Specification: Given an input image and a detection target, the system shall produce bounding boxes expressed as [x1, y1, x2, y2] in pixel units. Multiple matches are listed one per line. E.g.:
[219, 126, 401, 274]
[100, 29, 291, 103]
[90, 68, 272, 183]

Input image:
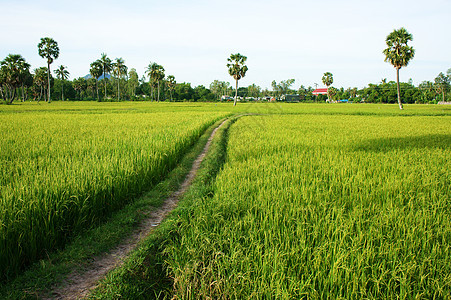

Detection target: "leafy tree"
[173, 82, 194, 101]
[383, 27, 415, 109]
[127, 68, 139, 99]
[434, 72, 450, 102]
[99, 53, 112, 99]
[112, 58, 127, 100]
[73, 77, 87, 100]
[272, 79, 295, 98]
[38, 37, 59, 102]
[247, 83, 261, 98]
[193, 85, 214, 101]
[0, 54, 31, 104]
[328, 87, 338, 101]
[227, 53, 248, 106]
[271, 80, 279, 99]
[54, 65, 69, 100]
[87, 78, 97, 99]
[210, 80, 230, 100]
[322, 72, 333, 100]
[90, 60, 103, 101]
[418, 81, 435, 103]
[166, 75, 176, 101]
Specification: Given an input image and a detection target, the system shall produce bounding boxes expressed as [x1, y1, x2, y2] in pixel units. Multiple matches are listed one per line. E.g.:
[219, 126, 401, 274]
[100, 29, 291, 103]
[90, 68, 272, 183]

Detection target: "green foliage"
[360, 81, 421, 104]
[383, 28, 415, 70]
[322, 72, 333, 87]
[272, 79, 296, 98]
[435, 72, 451, 102]
[0, 54, 31, 104]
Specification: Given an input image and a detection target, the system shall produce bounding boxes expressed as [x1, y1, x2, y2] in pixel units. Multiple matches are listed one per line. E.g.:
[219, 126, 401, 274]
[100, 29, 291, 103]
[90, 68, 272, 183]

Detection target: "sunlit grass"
[166, 112, 451, 298]
[0, 102, 229, 279]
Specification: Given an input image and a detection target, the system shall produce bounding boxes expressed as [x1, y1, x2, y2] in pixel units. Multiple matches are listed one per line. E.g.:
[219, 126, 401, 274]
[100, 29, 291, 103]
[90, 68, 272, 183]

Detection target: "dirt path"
[47, 119, 228, 300]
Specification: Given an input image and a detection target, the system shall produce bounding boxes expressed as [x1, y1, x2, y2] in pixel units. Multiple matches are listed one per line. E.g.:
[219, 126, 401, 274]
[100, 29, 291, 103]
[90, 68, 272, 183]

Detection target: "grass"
[0, 115, 230, 299]
[162, 109, 450, 298]
[88, 116, 236, 299]
[0, 102, 230, 280]
[1, 102, 450, 298]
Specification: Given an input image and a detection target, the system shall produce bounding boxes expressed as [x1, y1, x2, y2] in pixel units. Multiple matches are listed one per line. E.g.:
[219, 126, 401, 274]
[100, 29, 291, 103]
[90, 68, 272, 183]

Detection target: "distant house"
[312, 88, 328, 95]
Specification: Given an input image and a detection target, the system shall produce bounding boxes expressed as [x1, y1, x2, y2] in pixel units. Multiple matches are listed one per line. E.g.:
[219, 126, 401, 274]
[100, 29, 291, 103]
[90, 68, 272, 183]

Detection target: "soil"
[46, 119, 228, 300]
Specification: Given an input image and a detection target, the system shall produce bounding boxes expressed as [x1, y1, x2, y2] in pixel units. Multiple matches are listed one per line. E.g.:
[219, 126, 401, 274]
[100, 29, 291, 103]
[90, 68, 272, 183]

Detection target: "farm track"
[47, 119, 229, 300]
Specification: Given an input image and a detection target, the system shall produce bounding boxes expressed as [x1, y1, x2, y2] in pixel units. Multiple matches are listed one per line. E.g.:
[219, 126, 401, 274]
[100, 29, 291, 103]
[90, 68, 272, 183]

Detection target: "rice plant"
[166, 111, 451, 298]
[0, 102, 229, 279]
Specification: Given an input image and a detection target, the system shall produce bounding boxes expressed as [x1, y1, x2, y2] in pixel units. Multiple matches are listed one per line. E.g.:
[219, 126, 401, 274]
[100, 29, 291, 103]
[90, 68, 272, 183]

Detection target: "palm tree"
[33, 67, 48, 102]
[322, 72, 333, 101]
[17, 57, 31, 102]
[38, 37, 59, 102]
[146, 62, 165, 101]
[166, 75, 176, 101]
[90, 60, 103, 101]
[54, 65, 69, 101]
[383, 27, 415, 110]
[227, 53, 248, 106]
[0, 54, 30, 104]
[99, 53, 112, 99]
[112, 58, 127, 100]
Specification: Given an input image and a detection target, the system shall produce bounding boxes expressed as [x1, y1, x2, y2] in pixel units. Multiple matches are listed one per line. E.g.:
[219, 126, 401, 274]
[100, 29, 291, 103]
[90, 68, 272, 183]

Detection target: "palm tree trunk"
[62, 81, 64, 101]
[96, 80, 100, 101]
[396, 68, 403, 110]
[8, 87, 16, 104]
[157, 81, 160, 102]
[117, 77, 120, 101]
[22, 84, 25, 102]
[47, 62, 51, 103]
[233, 78, 238, 106]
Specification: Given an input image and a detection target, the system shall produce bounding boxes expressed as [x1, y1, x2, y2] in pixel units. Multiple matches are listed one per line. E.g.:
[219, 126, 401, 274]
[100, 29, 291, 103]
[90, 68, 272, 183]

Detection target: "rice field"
[0, 102, 230, 279]
[165, 109, 451, 298]
[1, 102, 450, 298]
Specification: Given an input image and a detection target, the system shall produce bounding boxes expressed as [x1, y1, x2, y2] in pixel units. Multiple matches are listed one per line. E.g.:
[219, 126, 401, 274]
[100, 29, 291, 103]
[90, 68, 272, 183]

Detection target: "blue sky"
[1, 0, 450, 89]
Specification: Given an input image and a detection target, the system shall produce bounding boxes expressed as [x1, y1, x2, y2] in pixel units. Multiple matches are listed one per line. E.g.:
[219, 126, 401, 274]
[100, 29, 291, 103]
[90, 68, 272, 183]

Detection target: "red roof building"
[312, 88, 328, 95]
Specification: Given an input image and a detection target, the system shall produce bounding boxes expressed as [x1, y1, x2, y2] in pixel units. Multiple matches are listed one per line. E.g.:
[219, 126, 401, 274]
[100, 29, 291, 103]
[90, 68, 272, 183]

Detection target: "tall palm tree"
[166, 75, 176, 101]
[90, 60, 103, 101]
[383, 27, 415, 110]
[146, 62, 165, 101]
[112, 58, 127, 100]
[54, 65, 69, 101]
[227, 53, 248, 106]
[322, 72, 333, 101]
[99, 53, 112, 99]
[37, 37, 59, 102]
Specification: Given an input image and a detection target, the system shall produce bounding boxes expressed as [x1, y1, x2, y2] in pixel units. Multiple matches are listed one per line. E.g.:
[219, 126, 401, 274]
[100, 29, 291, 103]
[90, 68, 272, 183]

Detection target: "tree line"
[1, 31, 450, 105]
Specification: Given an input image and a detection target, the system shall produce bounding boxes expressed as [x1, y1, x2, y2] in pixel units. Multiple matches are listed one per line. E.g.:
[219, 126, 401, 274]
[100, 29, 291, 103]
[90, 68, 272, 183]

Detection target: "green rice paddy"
[1, 102, 450, 299]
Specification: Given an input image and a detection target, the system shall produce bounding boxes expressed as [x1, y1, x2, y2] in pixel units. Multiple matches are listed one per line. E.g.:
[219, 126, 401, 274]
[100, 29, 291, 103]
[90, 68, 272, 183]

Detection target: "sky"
[1, 0, 450, 89]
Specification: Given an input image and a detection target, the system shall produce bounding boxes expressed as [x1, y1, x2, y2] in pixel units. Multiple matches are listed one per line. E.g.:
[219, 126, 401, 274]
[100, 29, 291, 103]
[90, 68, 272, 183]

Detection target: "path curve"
[48, 119, 228, 300]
